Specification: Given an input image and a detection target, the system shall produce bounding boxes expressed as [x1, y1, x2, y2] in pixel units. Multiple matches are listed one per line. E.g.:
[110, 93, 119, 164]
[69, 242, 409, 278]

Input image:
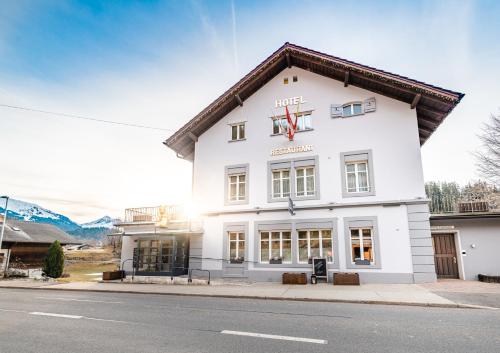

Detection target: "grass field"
[58, 262, 119, 282]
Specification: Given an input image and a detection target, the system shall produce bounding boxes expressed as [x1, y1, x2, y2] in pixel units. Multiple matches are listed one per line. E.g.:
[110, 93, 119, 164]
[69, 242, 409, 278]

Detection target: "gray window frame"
[340, 150, 375, 197]
[222, 222, 249, 276]
[267, 155, 320, 203]
[224, 164, 249, 205]
[343, 216, 381, 269]
[269, 110, 315, 137]
[253, 218, 339, 269]
[228, 121, 246, 142]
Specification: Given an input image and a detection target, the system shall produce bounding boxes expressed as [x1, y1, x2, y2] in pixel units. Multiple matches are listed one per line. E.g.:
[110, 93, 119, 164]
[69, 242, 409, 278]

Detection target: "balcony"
[429, 197, 495, 214]
[123, 205, 184, 223]
[116, 205, 202, 233]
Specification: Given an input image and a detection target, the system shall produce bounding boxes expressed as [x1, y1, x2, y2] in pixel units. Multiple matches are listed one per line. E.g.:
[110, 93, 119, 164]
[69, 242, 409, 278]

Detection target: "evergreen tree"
[43, 240, 64, 278]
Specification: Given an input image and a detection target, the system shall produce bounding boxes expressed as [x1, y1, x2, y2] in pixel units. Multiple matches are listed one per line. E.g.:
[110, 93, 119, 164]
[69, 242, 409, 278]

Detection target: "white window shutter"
[364, 97, 376, 113]
[331, 104, 342, 118]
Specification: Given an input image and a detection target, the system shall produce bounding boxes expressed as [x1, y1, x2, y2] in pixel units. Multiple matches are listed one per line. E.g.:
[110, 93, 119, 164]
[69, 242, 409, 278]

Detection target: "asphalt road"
[0, 288, 499, 353]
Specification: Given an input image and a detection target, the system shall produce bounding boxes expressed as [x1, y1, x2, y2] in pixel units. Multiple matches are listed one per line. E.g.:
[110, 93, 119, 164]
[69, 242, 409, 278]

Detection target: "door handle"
[453, 257, 457, 264]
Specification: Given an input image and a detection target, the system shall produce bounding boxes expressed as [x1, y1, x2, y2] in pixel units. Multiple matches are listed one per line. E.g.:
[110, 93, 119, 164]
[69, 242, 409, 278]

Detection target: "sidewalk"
[0, 278, 468, 308]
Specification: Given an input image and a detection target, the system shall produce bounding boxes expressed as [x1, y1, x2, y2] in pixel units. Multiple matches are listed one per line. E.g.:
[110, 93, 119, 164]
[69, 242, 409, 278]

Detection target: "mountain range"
[0, 199, 119, 240]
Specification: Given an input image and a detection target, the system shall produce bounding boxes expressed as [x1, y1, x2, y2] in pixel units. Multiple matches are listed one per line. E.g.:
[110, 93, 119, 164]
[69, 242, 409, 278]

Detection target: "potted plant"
[230, 257, 244, 264]
[269, 257, 282, 264]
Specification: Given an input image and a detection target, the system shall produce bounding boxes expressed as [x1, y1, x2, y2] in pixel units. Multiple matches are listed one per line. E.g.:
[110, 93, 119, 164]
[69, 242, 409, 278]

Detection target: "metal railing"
[123, 205, 184, 223]
[429, 196, 494, 214]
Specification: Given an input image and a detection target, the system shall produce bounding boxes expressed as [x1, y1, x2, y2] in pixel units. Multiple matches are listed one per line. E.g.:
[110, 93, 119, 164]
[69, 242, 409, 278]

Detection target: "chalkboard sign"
[312, 258, 327, 278]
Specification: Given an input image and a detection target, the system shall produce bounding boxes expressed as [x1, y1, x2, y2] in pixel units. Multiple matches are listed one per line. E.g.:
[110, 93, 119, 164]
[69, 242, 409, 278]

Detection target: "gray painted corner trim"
[343, 216, 382, 269]
[224, 164, 250, 206]
[407, 204, 436, 280]
[267, 155, 320, 203]
[253, 218, 339, 269]
[222, 221, 249, 277]
[204, 198, 430, 217]
[340, 149, 375, 198]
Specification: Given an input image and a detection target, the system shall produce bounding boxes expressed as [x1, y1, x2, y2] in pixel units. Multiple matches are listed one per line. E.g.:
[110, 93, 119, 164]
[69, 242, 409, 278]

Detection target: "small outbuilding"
[1, 219, 79, 271]
[430, 212, 500, 281]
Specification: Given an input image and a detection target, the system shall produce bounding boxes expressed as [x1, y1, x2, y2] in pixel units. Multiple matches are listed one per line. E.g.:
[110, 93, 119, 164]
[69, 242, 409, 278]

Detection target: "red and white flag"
[285, 106, 297, 141]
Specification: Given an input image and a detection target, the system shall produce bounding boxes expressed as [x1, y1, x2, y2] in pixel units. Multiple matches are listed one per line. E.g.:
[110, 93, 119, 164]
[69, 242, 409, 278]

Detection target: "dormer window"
[342, 103, 363, 117]
[230, 122, 245, 141]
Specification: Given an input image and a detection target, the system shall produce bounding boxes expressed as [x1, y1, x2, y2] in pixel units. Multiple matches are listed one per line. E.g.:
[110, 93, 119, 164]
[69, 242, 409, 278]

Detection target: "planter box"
[282, 272, 307, 285]
[478, 274, 500, 283]
[102, 271, 125, 281]
[270, 258, 283, 264]
[333, 272, 360, 285]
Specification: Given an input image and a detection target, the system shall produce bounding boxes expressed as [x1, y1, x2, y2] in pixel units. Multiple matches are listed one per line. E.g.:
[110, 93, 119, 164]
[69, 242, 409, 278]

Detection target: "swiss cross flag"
[285, 106, 297, 141]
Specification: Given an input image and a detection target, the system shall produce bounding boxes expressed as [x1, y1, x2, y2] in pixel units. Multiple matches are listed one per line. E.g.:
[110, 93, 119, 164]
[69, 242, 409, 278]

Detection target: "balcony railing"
[429, 197, 493, 214]
[123, 205, 184, 223]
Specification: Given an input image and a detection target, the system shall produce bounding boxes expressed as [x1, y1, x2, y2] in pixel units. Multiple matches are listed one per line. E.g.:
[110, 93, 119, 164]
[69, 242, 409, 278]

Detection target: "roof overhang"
[165, 42, 464, 160]
[431, 212, 500, 221]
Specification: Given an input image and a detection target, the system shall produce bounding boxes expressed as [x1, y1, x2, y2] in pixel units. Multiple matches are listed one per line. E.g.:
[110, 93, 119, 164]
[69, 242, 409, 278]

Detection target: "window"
[272, 113, 312, 135]
[293, 75, 298, 82]
[296, 167, 315, 197]
[346, 161, 369, 193]
[225, 164, 249, 205]
[350, 228, 374, 264]
[260, 231, 291, 263]
[268, 157, 319, 202]
[298, 230, 333, 263]
[272, 170, 291, 198]
[230, 123, 245, 141]
[283, 77, 289, 84]
[341, 150, 375, 197]
[342, 103, 363, 117]
[228, 232, 245, 262]
[228, 174, 246, 201]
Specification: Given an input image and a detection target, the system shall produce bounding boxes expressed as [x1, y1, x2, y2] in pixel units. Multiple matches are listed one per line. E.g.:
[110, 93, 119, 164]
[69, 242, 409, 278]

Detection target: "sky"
[0, 0, 499, 222]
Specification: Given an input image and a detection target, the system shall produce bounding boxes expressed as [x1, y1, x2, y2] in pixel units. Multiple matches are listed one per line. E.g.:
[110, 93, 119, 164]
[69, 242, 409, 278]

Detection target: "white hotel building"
[118, 43, 464, 283]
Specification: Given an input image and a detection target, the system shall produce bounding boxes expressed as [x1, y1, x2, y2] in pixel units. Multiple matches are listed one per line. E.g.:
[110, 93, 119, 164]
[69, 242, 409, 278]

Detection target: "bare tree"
[475, 113, 500, 186]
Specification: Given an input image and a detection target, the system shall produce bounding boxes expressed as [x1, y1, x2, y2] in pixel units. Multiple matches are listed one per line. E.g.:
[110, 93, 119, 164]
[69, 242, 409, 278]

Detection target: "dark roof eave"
[165, 42, 464, 154]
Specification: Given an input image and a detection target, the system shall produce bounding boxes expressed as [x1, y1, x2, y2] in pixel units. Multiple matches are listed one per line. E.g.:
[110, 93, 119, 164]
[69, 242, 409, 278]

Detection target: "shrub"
[43, 241, 65, 278]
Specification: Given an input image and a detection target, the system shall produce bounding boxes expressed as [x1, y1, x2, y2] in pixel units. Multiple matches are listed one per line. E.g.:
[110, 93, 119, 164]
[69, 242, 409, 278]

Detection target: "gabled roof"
[1, 220, 79, 245]
[164, 42, 464, 160]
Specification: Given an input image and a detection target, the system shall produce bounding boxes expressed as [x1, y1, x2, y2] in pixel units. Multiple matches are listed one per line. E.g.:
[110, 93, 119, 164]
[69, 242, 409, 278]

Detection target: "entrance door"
[432, 234, 459, 279]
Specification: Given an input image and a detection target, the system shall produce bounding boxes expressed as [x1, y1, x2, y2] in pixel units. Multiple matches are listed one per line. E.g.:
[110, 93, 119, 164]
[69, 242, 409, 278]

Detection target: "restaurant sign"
[270, 144, 313, 156]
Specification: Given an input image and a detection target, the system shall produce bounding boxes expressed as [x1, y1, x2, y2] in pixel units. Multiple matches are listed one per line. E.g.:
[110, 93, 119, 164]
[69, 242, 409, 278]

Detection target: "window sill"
[224, 200, 249, 206]
[270, 128, 314, 137]
[345, 262, 381, 269]
[342, 190, 375, 198]
[228, 138, 246, 143]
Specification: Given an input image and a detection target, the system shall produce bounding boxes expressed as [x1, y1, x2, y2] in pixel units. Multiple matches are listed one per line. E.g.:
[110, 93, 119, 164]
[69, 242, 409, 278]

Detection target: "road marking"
[0, 308, 27, 314]
[29, 312, 83, 319]
[221, 330, 327, 344]
[36, 296, 123, 304]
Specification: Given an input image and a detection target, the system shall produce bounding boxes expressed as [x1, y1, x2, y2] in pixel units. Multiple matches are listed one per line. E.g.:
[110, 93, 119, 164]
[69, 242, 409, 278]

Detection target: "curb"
[0, 284, 471, 309]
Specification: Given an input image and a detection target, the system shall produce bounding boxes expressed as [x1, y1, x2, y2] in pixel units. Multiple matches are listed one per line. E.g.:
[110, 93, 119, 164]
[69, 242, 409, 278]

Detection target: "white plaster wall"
[200, 205, 414, 274]
[431, 218, 500, 280]
[121, 236, 136, 272]
[193, 66, 425, 213]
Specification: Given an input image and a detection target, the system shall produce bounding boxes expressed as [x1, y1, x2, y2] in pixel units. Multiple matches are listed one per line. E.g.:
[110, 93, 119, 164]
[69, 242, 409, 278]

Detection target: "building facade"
[121, 43, 464, 283]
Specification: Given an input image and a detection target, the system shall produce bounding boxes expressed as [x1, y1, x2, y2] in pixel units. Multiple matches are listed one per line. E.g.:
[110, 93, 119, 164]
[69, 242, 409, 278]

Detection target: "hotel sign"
[270, 144, 313, 156]
[275, 96, 306, 108]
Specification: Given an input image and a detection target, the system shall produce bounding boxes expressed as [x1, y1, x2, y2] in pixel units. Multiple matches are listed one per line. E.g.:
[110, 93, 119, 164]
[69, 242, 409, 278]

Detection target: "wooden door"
[432, 234, 459, 279]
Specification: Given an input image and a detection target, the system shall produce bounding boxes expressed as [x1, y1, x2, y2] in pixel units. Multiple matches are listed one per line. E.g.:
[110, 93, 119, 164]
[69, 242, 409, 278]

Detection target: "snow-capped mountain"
[81, 216, 117, 229]
[0, 198, 118, 239]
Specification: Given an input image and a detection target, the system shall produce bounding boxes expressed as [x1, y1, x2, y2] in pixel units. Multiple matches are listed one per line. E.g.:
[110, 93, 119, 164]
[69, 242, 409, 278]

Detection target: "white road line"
[221, 330, 327, 344]
[0, 308, 28, 314]
[29, 312, 83, 319]
[36, 296, 123, 304]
